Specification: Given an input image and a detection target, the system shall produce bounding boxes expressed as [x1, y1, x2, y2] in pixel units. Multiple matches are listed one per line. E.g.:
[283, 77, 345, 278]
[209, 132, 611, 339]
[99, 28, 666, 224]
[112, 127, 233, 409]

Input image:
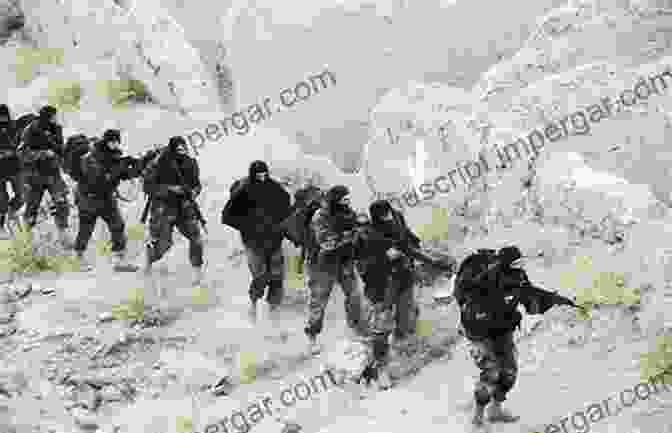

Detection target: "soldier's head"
[168, 136, 188, 156]
[249, 160, 269, 183]
[326, 185, 351, 214]
[0, 104, 10, 124]
[498, 246, 523, 268]
[39, 105, 57, 124]
[369, 199, 394, 224]
[294, 184, 322, 208]
[102, 129, 122, 152]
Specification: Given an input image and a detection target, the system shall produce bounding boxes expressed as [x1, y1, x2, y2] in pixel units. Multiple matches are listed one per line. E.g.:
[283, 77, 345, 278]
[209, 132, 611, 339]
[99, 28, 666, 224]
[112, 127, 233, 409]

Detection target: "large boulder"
[16, 0, 220, 113]
[474, 0, 672, 107]
[215, 0, 566, 162]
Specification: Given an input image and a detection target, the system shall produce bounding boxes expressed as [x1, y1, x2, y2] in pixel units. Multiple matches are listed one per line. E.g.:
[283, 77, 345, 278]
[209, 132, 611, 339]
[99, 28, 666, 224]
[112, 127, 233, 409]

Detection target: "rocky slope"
[0, 0, 671, 432]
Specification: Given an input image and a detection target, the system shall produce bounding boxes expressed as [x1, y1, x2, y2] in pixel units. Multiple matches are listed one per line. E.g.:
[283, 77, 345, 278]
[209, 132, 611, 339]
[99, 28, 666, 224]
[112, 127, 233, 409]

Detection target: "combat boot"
[376, 365, 392, 391]
[487, 401, 519, 423]
[191, 265, 204, 286]
[0, 215, 8, 240]
[111, 250, 139, 272]
[57, 228, 73, 250]
[75, 250, 93, 272]
[306, 331, 322, 356]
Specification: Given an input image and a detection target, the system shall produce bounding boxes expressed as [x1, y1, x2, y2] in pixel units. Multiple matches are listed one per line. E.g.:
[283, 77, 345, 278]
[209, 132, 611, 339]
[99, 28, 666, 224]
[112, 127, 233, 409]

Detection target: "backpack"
[280, 197, 322, 251]
[14, 113, 37, 151]
[454, 249, 522, 338]
[63, 134, 92, 181]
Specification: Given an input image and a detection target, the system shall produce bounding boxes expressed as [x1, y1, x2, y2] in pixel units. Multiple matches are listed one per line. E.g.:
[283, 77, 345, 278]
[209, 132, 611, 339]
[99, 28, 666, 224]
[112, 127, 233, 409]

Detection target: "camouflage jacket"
[77, 148, 140, 196]
[19, 120, 64, 171]
[142, 150, 201, 202]
[309, 204, 359, 265]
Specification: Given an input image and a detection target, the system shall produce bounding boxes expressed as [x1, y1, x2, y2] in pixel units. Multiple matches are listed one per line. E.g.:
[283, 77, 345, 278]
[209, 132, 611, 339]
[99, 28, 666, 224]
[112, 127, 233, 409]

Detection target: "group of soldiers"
[0, 102, 584, 430]
[0, 103, 206, 285]
[220, 159, 585, 430]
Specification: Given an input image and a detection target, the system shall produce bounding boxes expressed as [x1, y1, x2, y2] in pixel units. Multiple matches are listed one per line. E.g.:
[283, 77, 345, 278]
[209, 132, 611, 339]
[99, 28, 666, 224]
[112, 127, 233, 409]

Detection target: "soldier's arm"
[312, 211, 341, 252]
[186, 158, 202, 197]
[141, 157, 163, 196]
[79, 155, 101, 185]
[52, 124, 65, 157]
[277, 186, 292, 222]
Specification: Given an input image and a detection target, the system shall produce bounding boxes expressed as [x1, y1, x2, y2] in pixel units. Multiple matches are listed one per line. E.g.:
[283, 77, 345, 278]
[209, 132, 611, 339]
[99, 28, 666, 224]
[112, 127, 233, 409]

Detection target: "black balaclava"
[249, 160, 269, 183]
[369, 199, 404, 239]
[168, 136, 189, 163]
[39, 105, 57, 126]
[0, 104, 10, 125]
[326, 185, 350, 214]
[369, 199, 392, 224]
[96, 129, 122, 158]
[498, 246, 523, 267]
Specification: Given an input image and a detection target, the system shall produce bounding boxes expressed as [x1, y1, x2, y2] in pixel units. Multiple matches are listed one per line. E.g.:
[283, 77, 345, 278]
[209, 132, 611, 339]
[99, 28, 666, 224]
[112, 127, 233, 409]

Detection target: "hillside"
[0, 0, 671, 432]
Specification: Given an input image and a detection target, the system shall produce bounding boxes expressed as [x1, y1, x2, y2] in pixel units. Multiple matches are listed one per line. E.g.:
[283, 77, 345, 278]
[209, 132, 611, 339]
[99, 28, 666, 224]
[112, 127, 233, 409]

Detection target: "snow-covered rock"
[216, 0, 566, 159]
[17, 0, 220, 113]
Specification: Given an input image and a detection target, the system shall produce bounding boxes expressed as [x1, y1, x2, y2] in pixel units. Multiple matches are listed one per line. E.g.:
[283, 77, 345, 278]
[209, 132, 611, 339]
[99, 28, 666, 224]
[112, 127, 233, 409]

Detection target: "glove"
[166, 185, 185, 194]
[386, 247, 402, 260]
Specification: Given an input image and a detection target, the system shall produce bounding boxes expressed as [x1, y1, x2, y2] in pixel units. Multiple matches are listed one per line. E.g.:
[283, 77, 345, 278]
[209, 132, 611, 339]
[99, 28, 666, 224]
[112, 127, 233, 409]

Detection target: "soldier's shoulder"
[312, 206, 329, 222]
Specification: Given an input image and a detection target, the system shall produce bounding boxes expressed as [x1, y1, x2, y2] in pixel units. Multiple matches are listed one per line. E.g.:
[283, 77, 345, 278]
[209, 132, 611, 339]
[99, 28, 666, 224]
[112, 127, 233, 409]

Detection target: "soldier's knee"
[498, 370, 517, 393]
[474, 384, 492, 406]
[372, 337, 389, 361]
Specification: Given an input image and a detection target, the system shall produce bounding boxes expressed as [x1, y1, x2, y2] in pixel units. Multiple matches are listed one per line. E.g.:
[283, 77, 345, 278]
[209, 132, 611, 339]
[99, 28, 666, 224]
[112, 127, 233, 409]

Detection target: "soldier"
[142, 136, 205, 288]
[366, 200, 423, 344]
[73, 129, 141, 272]
[0, 104, 23, 238]
[303, 185, 362, 355]
[350, 200, 409, 391]
[453, 246, 584, 428]
[18, 105, 71, 247]
[220, 160, 292, 320]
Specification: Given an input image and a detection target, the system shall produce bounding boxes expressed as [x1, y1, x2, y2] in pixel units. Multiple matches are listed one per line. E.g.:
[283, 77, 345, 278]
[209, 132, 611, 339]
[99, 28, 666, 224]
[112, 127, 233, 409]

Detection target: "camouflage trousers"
[362, 301, 395, 367]
[146, 200, 204, 267]
[467, 332, 518, 405]
[304, 259, 362, 337]
[0, 172, 24, 220]
[244, 245, 284, 306]
[74, 191, 126, 254]
[389, 269, 418, 339]
[22, 168, 69, 229]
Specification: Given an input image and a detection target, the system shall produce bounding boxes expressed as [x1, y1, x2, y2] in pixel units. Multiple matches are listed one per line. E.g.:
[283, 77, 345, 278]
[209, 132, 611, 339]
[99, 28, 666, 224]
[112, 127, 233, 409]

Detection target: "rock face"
[15, 0, 221, 113]
[215, 0, 566, 161]
[361, 0, 672, 240]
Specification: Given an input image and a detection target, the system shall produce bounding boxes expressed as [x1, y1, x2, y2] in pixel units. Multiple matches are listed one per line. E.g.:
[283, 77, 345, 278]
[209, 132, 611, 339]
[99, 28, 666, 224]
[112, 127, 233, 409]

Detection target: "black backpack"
[63, 134, 92, 181]
[14, 113, 37, 150]
[454, 249, 522, 338]
[279, 195, 322, 251]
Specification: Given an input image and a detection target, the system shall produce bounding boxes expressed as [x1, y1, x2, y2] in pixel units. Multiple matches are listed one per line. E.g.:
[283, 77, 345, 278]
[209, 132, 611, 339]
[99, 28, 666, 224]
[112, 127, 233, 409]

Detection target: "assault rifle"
[169, 154, 207, 234]
[524, 284, 587, 314]
[355, 225, 454, 273]
[139, 148, 207, 233]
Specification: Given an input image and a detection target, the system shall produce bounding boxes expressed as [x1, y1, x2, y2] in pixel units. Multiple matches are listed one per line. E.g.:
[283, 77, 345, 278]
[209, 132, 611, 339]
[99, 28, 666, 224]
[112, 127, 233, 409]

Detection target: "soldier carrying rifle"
[453, 246, 586, 430]
[141, 136, 206, 292]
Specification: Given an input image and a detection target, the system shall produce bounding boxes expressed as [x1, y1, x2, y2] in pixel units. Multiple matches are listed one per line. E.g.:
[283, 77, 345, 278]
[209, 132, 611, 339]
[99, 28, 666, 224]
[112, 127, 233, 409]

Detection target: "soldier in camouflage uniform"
[73, 129, 141, 272]
[19, 105, 71, 247]
[0, 104, 23, 238]
[453, 246, 542, 428]
[304, 185, 362, 355]
[142, 136, 204, 288]
[351, 199, 412, 390]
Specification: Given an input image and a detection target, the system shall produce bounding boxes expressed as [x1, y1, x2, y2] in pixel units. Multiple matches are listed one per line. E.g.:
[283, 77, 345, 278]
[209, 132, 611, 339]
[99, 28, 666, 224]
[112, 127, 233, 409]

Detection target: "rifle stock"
[140, 195, 151, 224]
